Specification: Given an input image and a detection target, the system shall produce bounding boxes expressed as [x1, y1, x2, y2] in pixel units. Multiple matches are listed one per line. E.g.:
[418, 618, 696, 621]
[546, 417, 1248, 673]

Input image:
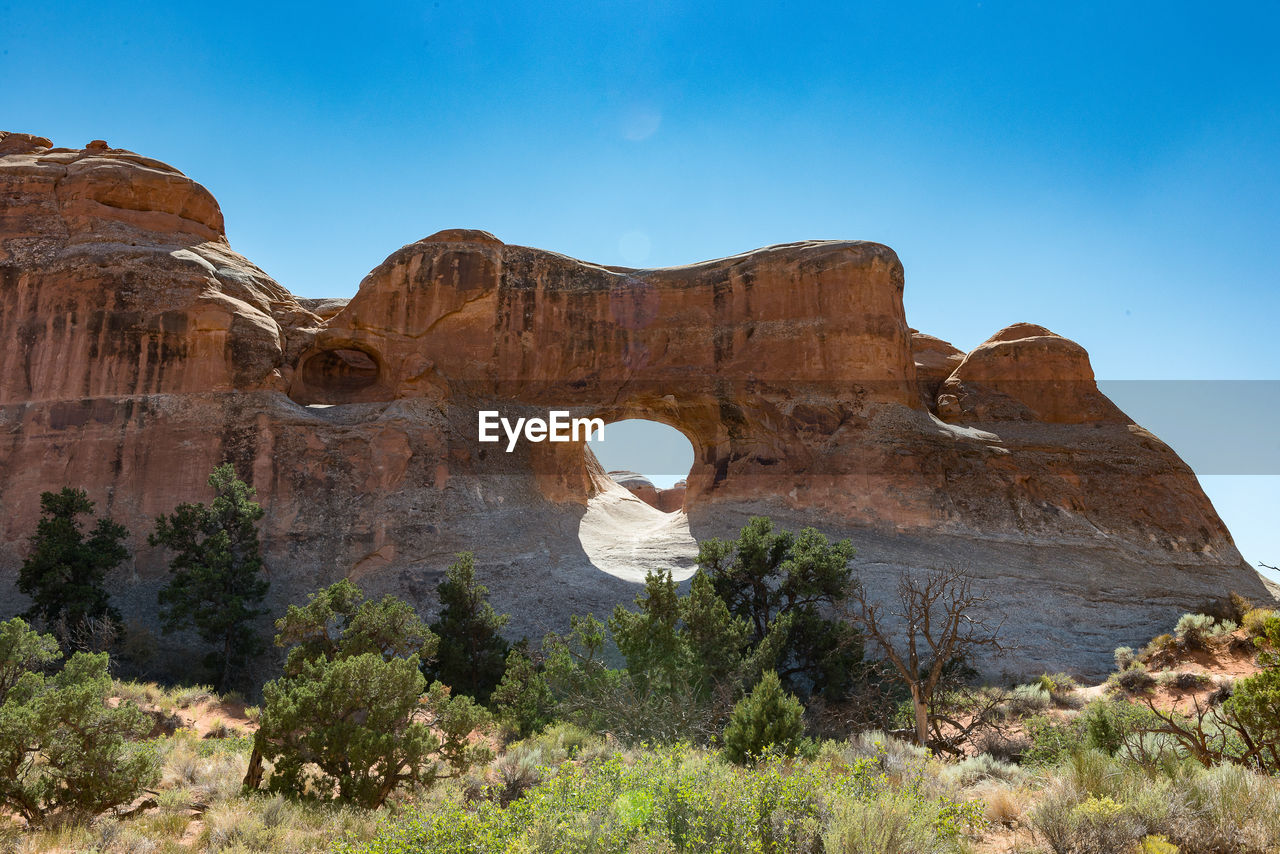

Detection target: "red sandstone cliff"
[0, 131, 1268, 677]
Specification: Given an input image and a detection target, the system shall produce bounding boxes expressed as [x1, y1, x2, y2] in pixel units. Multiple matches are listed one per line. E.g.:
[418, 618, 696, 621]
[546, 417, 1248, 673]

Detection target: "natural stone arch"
[0, 135, 1270, 677]
[289, 230, 916, 514]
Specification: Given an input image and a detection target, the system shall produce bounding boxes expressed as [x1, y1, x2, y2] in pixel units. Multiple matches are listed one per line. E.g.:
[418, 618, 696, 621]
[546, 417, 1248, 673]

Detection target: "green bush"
[1224, 668, 1280, 759]
[544, 573, 772, 745]
[721, 670, 805, 765]
[0, 619, 158, 825]
[1079, 700, 1163, 758]
[256, 654, 487, 807]
[490, 645, 553, 738]
[343, 745, 982, 854]
[246, 580, 491, 808]
[1242, 608, 1280, 639]
[1114, 646, 1136, 671]
[1022, 715, 1085, 766]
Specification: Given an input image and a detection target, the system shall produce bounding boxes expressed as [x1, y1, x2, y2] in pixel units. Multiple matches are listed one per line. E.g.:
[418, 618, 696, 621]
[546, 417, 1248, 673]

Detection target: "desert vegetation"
[4, 478, 1280, 853]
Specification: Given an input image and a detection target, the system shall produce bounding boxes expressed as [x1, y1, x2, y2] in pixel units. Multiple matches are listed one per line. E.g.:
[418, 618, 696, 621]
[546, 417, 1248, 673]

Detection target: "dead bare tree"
[845, 567, 1004, 751]
[52, 613, 120, 655]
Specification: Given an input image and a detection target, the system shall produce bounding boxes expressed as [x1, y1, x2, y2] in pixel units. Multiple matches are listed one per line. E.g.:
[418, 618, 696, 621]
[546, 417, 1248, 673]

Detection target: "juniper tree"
[18, 488, 126, 642]
[0, 619, 158, 825]
[245, 579, 490, 808]
[150, 463, 270, 692]
[425, 552, 511, 705]
[697, 517, 862, 697]
[721, 670, 805, 765]
[490, 644, 554, 738]
[544, 570, 786, 743]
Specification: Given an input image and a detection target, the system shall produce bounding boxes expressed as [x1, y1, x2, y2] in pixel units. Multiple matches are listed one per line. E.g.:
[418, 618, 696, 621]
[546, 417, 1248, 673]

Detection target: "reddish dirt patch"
[1138, 630, 1261, 713]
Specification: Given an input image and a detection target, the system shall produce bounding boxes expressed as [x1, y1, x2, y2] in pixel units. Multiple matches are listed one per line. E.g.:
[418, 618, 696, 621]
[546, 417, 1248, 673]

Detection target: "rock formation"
[608, 471, 686, 513]
[0, 131, 1270, 678]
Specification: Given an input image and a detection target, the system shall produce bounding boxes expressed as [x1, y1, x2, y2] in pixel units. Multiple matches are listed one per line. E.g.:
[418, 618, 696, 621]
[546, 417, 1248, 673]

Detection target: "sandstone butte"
[0, 130, 1271, 678]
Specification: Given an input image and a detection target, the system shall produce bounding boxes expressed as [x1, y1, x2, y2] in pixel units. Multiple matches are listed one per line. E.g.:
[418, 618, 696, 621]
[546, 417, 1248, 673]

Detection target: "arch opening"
[301, 347, 379, 392]
[587, 418, 695, 514]
[290, 344, 386, 406]
[577, 417, 699, 582]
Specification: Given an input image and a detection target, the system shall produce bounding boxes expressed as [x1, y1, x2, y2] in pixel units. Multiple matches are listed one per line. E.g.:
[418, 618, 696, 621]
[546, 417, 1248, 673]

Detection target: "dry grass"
[973, 781, 1031, 828]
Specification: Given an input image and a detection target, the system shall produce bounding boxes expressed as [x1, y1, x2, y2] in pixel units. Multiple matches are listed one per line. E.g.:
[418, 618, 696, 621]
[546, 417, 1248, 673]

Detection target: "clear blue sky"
[3, 1, 1276, 569]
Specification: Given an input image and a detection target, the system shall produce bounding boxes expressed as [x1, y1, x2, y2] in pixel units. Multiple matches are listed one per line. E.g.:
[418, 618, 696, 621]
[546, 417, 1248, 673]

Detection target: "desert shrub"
[1032, 792, 1145, 854]
[491, 744, 548, 805]
[826, 730, 935, 788]
[254, 654, 490, 808]
[344, 745, 981, 854]
[1080, 700, 1161, 758]
[170, 684, 216, 709]
[1108, 662, 1156, 694]
[1031, 752, 1150, 854]
[1037, 672, 1080, 695]
[1027, 742, 1280, 853]
[1175, 613, 1217, 649]
[1022, 714, 1085, 766]
[1242, 608, 1279, 638]
[1114, 646, 1136, 671]
[823, 790, 964, 854]
[975, 780, 1029, 827]
[518, 721, 599, 757]
[1163, 762, 1280, 853]
[721, 670, 805, 765]
[1142, 633, 1176, 661]
[973, 729, 1032, 763]
[844, 730, 931, 765]
[1034, 672, 1085, 709]
[246, 580, 490, 808]
[1137, 836, 1178, 854]
[0, 624, 159, 825]
[1004, 683, 1051, 717]
[943, 753, 1026, 788]
[545, 575, 770, 745]
[1158, 670, 1212, 691]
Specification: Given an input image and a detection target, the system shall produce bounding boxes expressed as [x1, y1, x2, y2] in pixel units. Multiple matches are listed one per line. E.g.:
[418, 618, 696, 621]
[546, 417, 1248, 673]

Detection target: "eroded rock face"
[0, 133, 1270, 678]
[0, 132, 309, 405]
[936, 323, 1127, 424]
[609, 471, 685, 513]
